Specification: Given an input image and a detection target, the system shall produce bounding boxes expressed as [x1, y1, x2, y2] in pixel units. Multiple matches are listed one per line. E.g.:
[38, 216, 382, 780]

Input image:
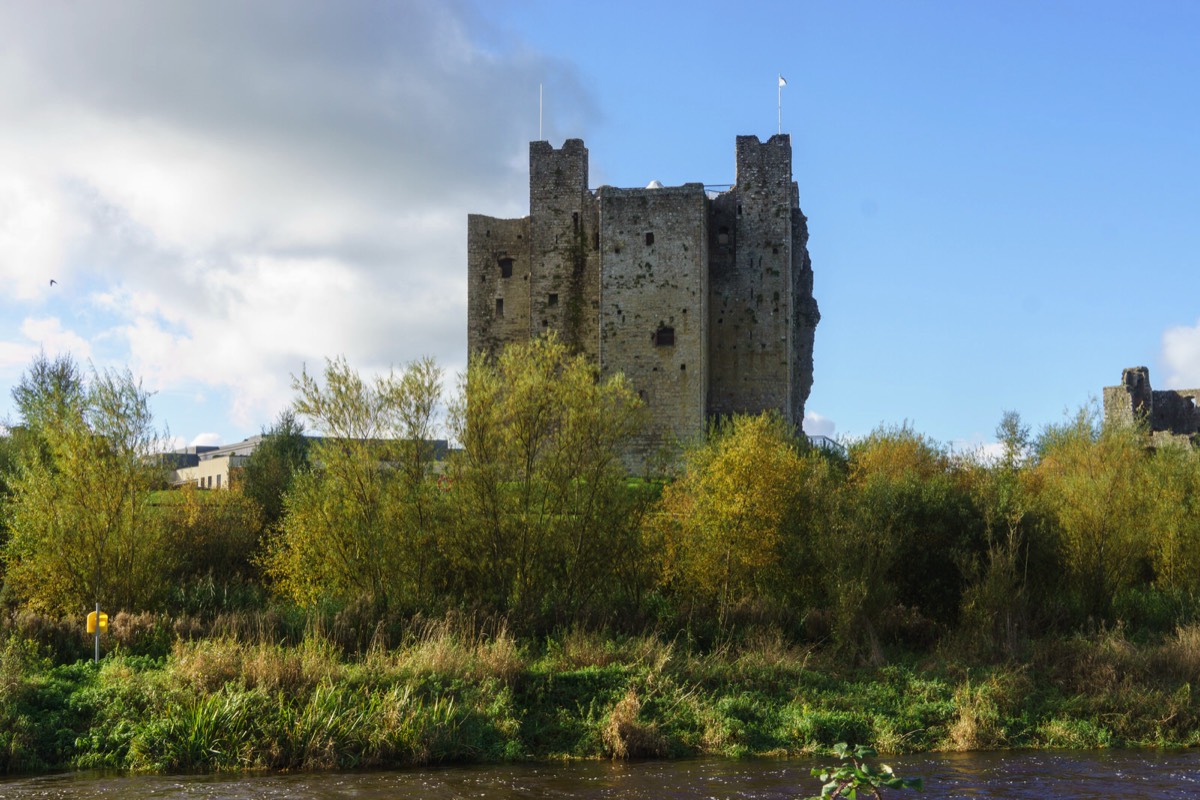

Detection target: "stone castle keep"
[467, 134, 819, 464]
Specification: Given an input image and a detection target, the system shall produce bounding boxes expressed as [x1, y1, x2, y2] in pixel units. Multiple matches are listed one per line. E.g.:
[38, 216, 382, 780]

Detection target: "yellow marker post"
[87, 604, 108, 663]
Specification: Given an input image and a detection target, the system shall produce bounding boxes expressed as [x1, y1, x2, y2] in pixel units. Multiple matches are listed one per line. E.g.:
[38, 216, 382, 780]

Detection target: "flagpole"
[777, 74, 786, 135]
[539, 83, 543, 141]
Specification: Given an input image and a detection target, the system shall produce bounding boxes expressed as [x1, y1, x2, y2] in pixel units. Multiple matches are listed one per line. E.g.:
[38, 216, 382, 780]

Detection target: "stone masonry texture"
[467, 135, 820, 470]
[1103, 366, 1200, 447]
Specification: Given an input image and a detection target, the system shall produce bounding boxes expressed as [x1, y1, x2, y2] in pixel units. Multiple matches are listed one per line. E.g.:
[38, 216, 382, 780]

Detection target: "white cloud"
[1162, 319, 1200, 389]
[0, 341, 39, 375]
[950, 439, 1007, 464]
[803, 410, 836, 437]
[0, 317, 93, 379]
[190, 432, 223, 448]
[0, 1, 594, 436]
[161, 435, 187, 452]
[0, 177, 83, 300]
[20, 318, 93, 358]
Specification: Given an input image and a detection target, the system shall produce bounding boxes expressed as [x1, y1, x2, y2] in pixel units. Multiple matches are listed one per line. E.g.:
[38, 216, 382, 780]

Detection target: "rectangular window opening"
[495, 298, 504, 317]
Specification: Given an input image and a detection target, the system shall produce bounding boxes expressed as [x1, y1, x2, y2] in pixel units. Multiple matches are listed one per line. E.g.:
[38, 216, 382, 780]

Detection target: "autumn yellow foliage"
[653, 413, 825, 621]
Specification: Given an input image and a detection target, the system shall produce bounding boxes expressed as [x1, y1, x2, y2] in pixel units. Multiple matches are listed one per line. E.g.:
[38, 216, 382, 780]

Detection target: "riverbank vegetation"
[4, 619, 1200, 773]
[2, 342, 1200, 773]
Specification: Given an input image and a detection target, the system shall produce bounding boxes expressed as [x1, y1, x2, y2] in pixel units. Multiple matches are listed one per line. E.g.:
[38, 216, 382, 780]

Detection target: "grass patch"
[5, 622, 1200, 774]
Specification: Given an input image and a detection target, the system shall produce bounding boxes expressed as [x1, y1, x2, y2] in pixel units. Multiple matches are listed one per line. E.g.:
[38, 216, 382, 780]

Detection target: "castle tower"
[528, 140, 600, 359]
[467, 140, 599, 358]
[467, 134, 819, 470]
[707, 134, 818, 430]
[466, 209, 531, 356]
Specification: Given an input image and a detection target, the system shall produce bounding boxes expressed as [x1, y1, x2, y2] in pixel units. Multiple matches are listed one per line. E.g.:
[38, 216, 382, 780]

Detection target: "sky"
[1, 0, 1198, 451]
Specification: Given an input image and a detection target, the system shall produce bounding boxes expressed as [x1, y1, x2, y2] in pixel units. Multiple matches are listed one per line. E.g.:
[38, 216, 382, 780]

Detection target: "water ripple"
[0, 750, 1197, 799]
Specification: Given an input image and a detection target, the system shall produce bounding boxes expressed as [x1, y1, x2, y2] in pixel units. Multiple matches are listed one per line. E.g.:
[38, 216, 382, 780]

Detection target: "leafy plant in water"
[808, 743, 922, 799]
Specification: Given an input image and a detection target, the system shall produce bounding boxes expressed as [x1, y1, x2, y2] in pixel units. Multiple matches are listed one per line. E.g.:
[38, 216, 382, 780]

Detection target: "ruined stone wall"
[1103, 366, 1200, 446]
[1152, 389, 1200, 439]
[790, 203, 820, 428]
[599, 184, 709, 465]
[707, 134, 814, 428]
[529, 140, 600, 360]
[466, 213, 531, 357]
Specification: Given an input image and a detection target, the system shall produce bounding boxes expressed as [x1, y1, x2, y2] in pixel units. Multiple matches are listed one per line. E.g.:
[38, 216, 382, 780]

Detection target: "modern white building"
[168, 436, 263, 489]
[165, 435, 451, 489]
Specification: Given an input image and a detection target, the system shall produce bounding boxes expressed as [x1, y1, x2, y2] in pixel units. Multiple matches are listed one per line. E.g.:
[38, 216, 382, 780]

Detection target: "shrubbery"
[3, 344, 1200, 771]
[4, 345, 1200, 646]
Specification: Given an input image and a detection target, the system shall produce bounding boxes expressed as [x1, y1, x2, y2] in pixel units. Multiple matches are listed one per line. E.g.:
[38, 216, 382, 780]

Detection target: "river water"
[1, 750, 1197, 799]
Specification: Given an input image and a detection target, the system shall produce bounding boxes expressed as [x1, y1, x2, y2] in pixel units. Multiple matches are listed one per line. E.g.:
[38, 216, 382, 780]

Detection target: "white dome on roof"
[646, 180, 664, 189]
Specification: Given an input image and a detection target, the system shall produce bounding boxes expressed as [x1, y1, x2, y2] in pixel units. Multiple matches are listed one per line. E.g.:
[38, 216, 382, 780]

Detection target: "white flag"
[779, 75, 787, 87]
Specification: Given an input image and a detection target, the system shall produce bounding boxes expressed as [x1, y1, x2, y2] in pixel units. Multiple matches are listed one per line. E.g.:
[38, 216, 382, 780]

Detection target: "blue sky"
[1, 1, 1197, 450]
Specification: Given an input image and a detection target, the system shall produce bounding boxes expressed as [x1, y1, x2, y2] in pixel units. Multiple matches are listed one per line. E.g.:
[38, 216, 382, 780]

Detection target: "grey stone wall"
[1103, 366, 1200, 446]
[790, 205, 820, 427]
[708, 135, 817, 429]
[529, 140, 600, 359]
[467, 134, 819, 471]
[599, 184, 709, 465]
[467, 214, 531, 357]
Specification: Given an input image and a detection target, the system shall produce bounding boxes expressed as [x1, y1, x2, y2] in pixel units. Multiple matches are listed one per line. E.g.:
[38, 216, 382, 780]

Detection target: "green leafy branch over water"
[809, 743, 922, 800]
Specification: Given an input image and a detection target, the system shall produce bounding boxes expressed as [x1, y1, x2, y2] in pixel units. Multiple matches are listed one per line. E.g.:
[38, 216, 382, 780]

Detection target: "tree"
[1033, 407, 1150, 618]
[163, 484, 265, 614]
[239, 409, 311, 530]
[264, 356, 444, 610]
[445, 336, 647, 626]
[0, 431, 16, 588]
[11, 350, 85, 431]
[959, 412, 1038, 658]
[3, 361, 173, 613]
[651, 413, 826, 625]
[825, 425, 982, 660]
[1139, 442, 1200, 594]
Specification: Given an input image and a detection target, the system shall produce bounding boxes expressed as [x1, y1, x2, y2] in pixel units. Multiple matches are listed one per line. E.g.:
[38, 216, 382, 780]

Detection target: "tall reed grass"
[8, 615, 1200, 774]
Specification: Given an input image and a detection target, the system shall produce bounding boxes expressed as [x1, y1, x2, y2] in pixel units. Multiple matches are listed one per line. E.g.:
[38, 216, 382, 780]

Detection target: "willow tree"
[3, 360, 172, 613]
[959, 411, 1039, 658]
[1143, 443, 1200, 593]
[1033, 408, 1150, 618]
[651, 412, 828, 625]
[825, 425, 982, 660]
[445, 336, 647, 626]
[264, 356, 444, 610]
[239, 409, 310, 530]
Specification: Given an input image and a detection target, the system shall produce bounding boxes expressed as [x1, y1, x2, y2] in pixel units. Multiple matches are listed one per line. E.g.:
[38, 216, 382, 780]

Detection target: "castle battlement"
[468, 136, 820, 468]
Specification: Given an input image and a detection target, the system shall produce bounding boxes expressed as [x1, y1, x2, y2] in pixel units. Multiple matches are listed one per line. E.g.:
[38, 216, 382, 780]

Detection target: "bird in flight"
[49, 279, 57, 286]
